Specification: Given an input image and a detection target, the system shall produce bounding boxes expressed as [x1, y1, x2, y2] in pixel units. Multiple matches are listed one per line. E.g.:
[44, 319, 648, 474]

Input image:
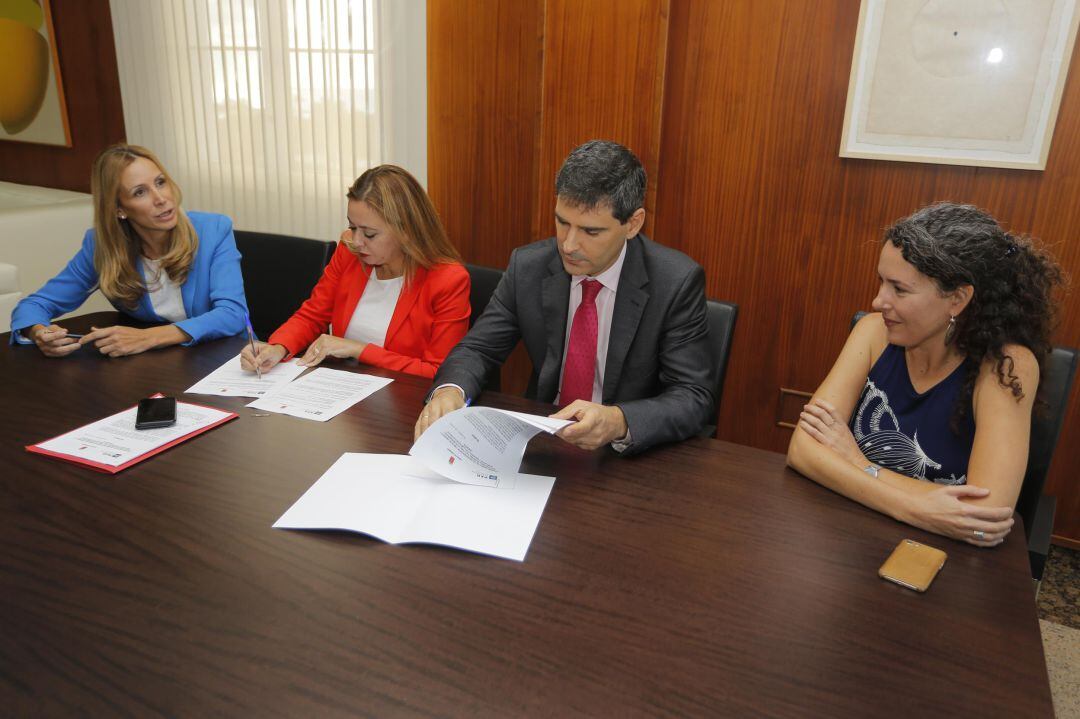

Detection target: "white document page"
[35, 403, 233, 467]
[409, 406, 572, 487]
[185, 353, 307, 398]
[499, 410, 575, 433]
[273, 453, 555, 561]
[246, 367, 392, 421]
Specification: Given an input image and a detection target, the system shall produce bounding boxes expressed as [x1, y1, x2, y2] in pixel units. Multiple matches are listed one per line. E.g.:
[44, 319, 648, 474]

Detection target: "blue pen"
[464, 396, 473, 407]
[243, 312, 261, 379]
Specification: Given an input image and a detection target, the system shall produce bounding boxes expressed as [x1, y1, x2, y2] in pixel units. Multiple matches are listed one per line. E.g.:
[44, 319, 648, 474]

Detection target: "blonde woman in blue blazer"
[11, 144, 248, 357]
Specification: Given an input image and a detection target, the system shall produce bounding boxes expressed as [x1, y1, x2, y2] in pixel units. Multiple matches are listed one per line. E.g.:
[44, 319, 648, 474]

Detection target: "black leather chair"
[464, 263, 505, 391]
[849, 311, 1078, 580]
[707, 299, 738, 411]
[464, 263, 503, 328]
[235, 231, 335, 340]
[1020, 346, 1078, 581]
[702, 299, 738, 436]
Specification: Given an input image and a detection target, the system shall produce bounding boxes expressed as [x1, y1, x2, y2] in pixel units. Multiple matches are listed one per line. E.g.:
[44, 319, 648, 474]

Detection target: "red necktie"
[559, 279, 601, 407]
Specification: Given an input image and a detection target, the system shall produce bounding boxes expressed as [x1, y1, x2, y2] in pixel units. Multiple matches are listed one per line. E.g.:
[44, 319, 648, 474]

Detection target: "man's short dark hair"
[555, 140, 646, 223]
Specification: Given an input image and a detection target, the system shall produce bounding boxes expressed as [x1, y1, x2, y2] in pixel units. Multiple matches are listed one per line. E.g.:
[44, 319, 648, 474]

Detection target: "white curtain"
[109, 0, 426, 243]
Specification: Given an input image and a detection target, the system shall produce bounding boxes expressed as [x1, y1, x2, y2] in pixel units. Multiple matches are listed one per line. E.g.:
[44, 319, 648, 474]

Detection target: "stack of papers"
[186, 354, 393, 420]
[274, 454, 555, 561]
[27, 354, 396, 473]
[247, 367, 392, 421]
[275, 407, 573, 560]
[28, 399, 237, 473]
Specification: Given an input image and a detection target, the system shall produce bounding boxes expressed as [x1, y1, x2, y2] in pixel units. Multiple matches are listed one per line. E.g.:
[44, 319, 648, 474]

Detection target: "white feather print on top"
[852, 380, 965, 485]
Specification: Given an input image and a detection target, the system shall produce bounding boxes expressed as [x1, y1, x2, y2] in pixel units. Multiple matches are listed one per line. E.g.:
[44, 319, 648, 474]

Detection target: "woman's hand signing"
[240, 341, 288, 373]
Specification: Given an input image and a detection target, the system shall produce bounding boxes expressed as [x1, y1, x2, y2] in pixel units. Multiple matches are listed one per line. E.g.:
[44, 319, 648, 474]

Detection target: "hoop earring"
[944, 315, 957, 345]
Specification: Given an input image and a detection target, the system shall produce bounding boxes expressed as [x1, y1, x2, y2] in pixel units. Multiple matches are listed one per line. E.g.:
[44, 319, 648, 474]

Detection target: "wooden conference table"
[0, 313, 1053, 717]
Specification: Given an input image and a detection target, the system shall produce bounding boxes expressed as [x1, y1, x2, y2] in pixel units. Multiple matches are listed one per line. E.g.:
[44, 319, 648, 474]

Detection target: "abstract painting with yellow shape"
[0, 0, 71, 146]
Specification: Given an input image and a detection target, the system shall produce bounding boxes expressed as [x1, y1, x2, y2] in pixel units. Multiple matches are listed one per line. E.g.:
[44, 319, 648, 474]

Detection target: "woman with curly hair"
[787, 202, 1064, 547]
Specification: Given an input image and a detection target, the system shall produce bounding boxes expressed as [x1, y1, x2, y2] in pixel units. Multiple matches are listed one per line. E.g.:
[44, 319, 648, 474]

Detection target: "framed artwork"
[0, 0, 72, 147]
[840, 0, 1080, 170]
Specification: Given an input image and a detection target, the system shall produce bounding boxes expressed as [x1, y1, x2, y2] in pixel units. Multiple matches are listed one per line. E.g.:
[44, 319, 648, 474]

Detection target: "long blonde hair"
[345, 165, 460, 281]
[91, 144, 198, 309]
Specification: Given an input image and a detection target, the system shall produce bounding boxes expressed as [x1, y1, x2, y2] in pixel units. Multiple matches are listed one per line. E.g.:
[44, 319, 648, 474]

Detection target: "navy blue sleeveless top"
[849, 344, 976, 485]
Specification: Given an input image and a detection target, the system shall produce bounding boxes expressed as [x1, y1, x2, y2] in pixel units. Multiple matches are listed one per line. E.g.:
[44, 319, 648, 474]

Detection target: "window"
[111, 0, 425, 241]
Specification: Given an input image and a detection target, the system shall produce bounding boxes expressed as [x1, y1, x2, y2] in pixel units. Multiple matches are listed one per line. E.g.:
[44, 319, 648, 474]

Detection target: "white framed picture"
[840, 0, 1080, 170]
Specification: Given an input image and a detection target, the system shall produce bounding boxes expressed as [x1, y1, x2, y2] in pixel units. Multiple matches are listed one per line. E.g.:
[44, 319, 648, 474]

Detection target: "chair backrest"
[706, 299, 738, 411]
[464, 263, 504, 329]
[235, 231, 335, 339]
[464, 263, 505, 392]
[1017, 346, 1079, 532]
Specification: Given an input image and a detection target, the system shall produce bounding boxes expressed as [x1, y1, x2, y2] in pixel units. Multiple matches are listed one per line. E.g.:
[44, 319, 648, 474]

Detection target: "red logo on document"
[448, 456, 455, 465]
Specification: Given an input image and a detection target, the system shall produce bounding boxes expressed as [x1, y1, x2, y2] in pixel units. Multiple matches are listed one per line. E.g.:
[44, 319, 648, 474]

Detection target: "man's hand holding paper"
[549, 400, 628, 450]
[414, 385, 466, 440]
[410, 407, 572, 487]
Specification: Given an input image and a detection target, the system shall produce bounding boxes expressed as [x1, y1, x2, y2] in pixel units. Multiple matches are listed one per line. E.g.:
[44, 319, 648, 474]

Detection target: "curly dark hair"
[883, 202, 1066, 431]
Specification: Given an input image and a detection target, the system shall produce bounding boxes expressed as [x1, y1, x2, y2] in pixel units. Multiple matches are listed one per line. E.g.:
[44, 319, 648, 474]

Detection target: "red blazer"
[268, 242, 471, 378]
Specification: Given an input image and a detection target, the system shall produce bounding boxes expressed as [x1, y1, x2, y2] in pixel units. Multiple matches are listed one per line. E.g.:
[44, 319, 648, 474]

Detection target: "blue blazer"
[10, 211, 248, 345]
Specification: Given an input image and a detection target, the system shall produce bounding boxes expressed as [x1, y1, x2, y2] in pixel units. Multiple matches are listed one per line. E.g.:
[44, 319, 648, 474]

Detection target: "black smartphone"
[135, 397, 177, 430]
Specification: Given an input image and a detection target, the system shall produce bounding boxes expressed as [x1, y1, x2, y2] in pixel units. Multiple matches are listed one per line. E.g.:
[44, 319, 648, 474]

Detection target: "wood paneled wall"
[427, 0, 543, 270]
[531, 0, 669, 238]
[431, 0, 1080, 545]
[0, 0, 125, 193]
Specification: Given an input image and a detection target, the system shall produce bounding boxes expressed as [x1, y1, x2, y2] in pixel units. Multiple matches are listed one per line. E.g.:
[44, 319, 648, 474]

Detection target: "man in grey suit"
[414, 140, 713, 455]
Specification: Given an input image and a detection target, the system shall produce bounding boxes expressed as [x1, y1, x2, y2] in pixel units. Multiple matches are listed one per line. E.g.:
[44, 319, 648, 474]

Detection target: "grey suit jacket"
[432, 234, 714, 454]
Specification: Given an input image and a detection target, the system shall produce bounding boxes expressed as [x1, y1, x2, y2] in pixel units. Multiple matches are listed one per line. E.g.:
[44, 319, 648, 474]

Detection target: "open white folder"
[274, 454, 555, 561]
[274, 407, 572, 561]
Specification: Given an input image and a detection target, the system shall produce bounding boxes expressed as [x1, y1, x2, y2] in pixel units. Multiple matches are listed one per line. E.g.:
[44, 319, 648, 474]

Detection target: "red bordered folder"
[26, 395, 238, 474]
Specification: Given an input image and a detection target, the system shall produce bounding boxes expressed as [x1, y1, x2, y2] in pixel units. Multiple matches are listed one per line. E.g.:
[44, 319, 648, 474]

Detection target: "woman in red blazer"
[240, 165, 470, 378]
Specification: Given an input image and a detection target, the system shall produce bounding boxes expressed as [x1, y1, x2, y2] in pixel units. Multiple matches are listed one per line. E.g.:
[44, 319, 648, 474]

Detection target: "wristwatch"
[862, 463, 881, 478]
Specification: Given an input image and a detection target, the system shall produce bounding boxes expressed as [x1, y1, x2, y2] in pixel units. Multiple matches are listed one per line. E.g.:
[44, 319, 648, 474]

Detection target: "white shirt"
[344, 273, 404, 346]
[142, 258, 187, 323]
[555, 241, 627, 405]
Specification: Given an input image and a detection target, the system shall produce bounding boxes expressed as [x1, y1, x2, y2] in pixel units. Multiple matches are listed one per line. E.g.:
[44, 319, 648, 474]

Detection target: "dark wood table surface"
[0, 313, 1053, 717]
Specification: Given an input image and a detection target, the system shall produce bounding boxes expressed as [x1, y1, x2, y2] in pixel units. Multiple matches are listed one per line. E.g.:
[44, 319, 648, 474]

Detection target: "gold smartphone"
[878, 539, 947, 592]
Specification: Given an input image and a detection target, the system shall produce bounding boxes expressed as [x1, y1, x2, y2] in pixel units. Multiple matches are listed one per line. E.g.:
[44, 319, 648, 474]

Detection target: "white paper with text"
[35, 403, 233, 467]
[246, 367, 392, 421]
[408, 406, 571, 487]
[185, 353, 307, 398]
